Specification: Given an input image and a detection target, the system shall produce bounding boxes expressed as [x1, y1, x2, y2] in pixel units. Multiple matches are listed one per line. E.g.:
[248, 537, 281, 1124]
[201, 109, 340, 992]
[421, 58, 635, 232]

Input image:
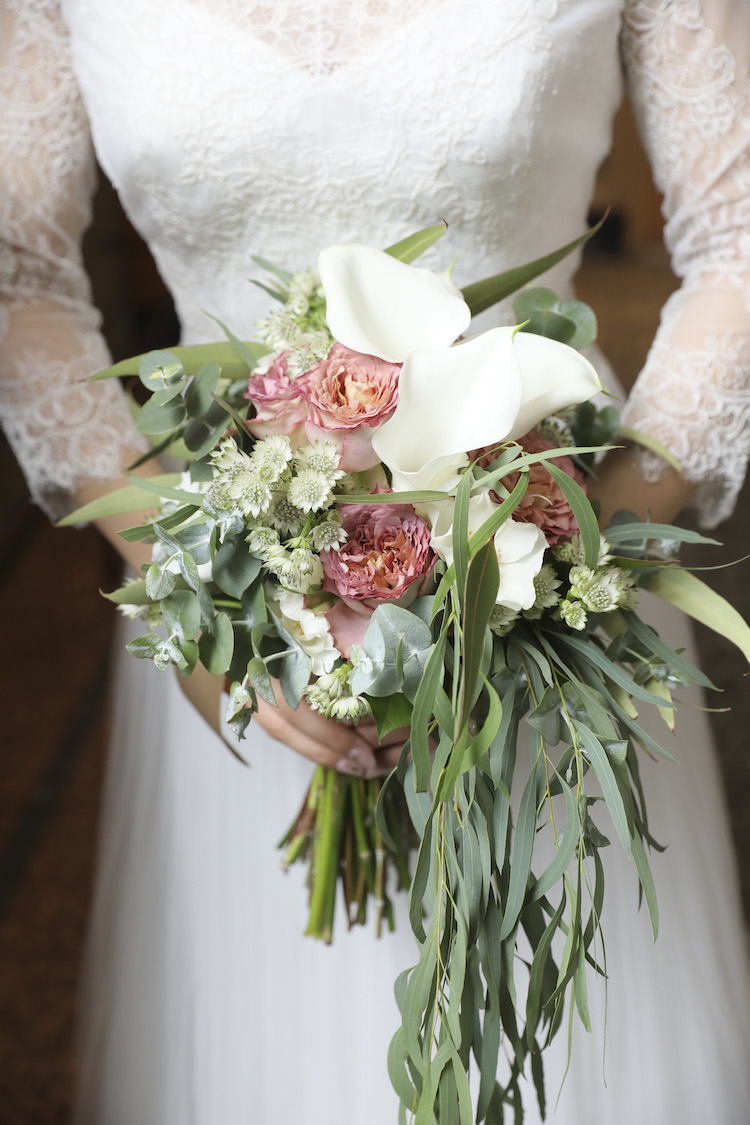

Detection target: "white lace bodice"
[1, 0, 749, 524]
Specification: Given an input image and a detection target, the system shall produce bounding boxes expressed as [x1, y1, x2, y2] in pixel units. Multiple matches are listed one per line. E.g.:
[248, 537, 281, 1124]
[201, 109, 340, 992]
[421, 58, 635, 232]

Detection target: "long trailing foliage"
[62, 223, 750, 1122]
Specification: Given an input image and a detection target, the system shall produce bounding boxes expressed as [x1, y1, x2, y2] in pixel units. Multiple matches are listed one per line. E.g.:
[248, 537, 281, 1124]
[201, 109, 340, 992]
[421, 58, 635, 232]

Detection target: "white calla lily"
[431, 491, 547, 610]
[372, 328, 523, 492]
[506, 330, 602, 440]
[318, 243, 471, 362]
[372, 326, 601, 493]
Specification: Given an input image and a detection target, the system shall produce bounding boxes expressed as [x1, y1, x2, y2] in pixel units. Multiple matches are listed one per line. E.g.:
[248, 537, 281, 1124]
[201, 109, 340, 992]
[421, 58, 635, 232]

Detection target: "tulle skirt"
[75, 596, 750, 1124]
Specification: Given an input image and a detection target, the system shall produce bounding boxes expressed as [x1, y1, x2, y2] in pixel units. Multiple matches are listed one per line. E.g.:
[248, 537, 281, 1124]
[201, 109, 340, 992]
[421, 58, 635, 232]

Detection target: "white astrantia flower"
[226, 471, 273, 519]
[569, 564, 636, 613]
[523, 563, 562, 619]
[431, 491, 547, 611]
[553, 533, 613, 567]
[247, 526, 281, 558]
[279, 547, 324, 594]
[211, 435, 249, 476]
[311, 513, 347, 552]
[372, 327, 600, 494]
[488, 604, 519, 637]
[249, 434, 293, 484]
[559, 598, 587, 631]
[266, 585, 340, 675]
[287, 469, 334, 513]
[318, 242, 471, 363]
[294, 440, 346, 484]
[270, 497, 306, 535]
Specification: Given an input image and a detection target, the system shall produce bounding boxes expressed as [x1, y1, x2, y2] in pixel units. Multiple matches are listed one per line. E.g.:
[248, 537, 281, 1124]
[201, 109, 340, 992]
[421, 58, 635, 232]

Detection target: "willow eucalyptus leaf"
[499, 763, 539, 941]
[574, 722, 632, 853]
[384, 222, 448, 263]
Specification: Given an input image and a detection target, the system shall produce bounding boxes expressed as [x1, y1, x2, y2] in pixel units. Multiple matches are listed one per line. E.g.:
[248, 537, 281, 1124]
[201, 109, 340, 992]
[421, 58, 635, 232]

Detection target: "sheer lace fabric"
[0, 1, 148, 519]
[0, 0, 749, 527]
[619, 0, 750, 524]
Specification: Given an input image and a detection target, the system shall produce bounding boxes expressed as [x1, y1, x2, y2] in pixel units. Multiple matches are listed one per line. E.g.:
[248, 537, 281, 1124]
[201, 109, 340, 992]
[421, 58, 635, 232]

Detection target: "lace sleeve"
[0, 0, 148, 520]
[619, 0, 750, 527]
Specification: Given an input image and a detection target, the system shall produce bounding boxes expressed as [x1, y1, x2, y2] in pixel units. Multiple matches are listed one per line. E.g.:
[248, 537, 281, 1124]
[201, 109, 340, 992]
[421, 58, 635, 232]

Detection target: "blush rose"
[303, 343, 401, 471]
[244, 351, 310, 442]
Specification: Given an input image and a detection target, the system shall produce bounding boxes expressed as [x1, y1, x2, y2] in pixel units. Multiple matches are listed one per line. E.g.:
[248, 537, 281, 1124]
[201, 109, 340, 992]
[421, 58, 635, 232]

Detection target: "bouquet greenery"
[65, 224, 750, 1122]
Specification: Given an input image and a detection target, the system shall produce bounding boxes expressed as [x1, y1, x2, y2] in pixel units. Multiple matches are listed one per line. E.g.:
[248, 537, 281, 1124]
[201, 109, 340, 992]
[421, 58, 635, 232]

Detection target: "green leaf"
[184, 361, 221, 417]
[545, 461, 600, 568]
[499, 764, 538, 940]
[56, 473, 182, 526]
[128, 475, 203, 506]
[410, 628, 449, 792]
[203, 313, 260, 372]
[630, 832, 659, 940]
[522, 308, 577, 345]
[461, 219, 604, 317]
[90, 341, 269, 383]
[349, 604, 433, 699]
[213, 539, 262, 599]
[367, 693, 414, 740]
[198, 611, 234, 675]
[557, 299, 598, 350]
[145, 563, 175, 601]
[384, 222, 448, 263]
[617, 425, 682, 473]
[574, 722, 631, 853]
[620, 609, 714, 689]
[603, 520, 720, 546]
[644, 566, 750, 667]
[161, 589, 201, 642]
[460, 541, 499, 726]
[247, 656, 278, 706]
[136, 395, 187, 436]
[451, 468, 473, 612]
[530, 780, 579, 902]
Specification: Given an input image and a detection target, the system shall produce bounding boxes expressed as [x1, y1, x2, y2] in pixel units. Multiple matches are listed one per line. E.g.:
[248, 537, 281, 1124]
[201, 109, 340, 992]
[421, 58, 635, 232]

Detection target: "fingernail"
[348, 746, 376, 772]
[336, 758, 364, 777]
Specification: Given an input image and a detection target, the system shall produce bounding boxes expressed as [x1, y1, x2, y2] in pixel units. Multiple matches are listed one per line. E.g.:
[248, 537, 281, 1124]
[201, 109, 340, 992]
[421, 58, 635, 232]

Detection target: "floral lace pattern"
[0, 0, 148, 519]
[0, 0, 749, 526]
[619, 0, 750, 524]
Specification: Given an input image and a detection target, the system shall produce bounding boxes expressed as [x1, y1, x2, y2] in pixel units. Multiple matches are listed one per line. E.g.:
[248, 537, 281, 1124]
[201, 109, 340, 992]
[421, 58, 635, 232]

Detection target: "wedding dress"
[2, 1, 750, 1122]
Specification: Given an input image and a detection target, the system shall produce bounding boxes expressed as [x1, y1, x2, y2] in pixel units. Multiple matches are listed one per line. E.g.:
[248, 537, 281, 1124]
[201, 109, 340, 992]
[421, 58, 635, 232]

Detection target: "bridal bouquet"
[66, 224, 750, 1123]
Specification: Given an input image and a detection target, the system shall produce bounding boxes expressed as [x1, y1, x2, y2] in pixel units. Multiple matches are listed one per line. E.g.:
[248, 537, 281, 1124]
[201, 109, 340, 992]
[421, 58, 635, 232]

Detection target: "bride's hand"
[588, 445, 695, 528]
[176, 660, 403, 777]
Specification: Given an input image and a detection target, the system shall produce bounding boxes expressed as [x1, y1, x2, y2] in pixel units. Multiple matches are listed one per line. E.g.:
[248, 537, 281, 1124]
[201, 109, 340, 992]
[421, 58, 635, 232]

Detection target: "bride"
[2, 1, 750, 1122]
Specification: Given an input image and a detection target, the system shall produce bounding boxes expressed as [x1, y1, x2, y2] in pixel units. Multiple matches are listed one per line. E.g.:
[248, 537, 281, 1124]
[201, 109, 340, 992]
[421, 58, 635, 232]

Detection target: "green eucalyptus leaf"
[367, 693, 414, 740]
[247, 656, 278, 706]
[574, 721, 631, 853]
[522, 308, 578, 345]
[145, 562, 176, 601]
[558, 298, 598, 349]
[198, 611, 234, 675]
[136, 395, 187, 436]
[185, 361, 221, 417]
[349, 604, 433, 699]
[213, 539, 262, 599]
[544, 461, 600, 568]
[499, 763, 538, 941]
[161, 589, 201, 642]
[138, 350, 184, 390]
[644, 566, 750, 667]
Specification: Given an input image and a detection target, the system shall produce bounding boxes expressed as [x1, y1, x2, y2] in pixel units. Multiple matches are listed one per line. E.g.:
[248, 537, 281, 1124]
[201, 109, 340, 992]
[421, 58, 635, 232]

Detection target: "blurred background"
[1, 98, 748, 1122]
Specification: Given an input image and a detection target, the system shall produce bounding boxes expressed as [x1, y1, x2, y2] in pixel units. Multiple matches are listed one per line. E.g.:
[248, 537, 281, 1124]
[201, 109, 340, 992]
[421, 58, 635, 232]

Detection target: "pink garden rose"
[322, 499, 434, 656]
[244, 351, 310, 442]
[303, 344, 401, 471]
[482, 429, 586, 545]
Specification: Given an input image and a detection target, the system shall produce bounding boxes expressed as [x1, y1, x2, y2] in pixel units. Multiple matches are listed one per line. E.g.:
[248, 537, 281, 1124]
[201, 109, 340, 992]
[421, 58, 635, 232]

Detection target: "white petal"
[319, 243, 471, 362]
[494, 521, 547, 611]
[507, 331, 601, 440]
[373, 328, 524, 490]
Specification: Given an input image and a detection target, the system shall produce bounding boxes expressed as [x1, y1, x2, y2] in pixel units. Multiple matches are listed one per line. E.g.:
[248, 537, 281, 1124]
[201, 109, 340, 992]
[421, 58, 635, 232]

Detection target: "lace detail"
[620, 0, 750, 525]
[2, 0, 750, 528]
[0, 0, 147, 519]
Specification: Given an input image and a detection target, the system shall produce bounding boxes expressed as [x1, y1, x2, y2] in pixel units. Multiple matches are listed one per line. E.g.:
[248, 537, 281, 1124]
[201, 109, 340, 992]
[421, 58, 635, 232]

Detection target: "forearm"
[588, 444, 696, 529]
